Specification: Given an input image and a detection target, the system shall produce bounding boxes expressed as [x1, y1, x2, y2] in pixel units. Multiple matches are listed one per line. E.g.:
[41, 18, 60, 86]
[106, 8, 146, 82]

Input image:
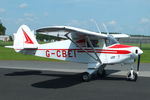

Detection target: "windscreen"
[105, 35, 119, 46]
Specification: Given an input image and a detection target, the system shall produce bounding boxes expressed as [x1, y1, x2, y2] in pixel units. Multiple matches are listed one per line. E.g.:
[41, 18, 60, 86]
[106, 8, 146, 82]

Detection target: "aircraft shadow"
[5, 71, 42, 76]
[5, 69, 127, 89]
[32, 74, 83, 89]
[5, 71, 83, 89]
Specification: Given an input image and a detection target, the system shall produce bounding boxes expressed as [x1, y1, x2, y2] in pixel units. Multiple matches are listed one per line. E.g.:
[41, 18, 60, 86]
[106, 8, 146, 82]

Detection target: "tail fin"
[13, 25, 38, 52]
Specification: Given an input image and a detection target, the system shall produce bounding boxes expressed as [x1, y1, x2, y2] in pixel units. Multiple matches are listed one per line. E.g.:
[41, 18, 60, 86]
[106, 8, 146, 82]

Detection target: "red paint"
[108, 44, 134, 48]
[62, 50, 67, 57]
[22, 28, 34, 44]
[77, 49, 131, 54]
[97, 50, 131, 54]
[68, 50, 73, 57]
[56, 50, 61, 57]
[16, 49, 131, 54]
[46, 50, 50, 57]
[76, 39, 85, 43]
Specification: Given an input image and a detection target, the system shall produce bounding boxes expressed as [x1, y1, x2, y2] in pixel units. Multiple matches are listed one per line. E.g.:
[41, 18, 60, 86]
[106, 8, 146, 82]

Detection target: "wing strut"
[86, 36, 102, 64]
[64, 33, 98, 62]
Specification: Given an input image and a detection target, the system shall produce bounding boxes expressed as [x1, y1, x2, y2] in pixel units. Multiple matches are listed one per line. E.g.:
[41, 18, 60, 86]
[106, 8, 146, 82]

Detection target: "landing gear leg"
[97, 68, 106, 78]
[97, 65, 106, 78]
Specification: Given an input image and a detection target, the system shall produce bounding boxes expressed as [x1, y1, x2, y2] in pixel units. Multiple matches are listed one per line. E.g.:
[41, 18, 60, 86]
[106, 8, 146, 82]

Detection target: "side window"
[98, 39, 104, 48]
[76, 39, 105, 48]
[105, 39, 110, 46]
[87, 40, 98, 47]
[87, 39, 104, 48]
[76, 39, 86, 47]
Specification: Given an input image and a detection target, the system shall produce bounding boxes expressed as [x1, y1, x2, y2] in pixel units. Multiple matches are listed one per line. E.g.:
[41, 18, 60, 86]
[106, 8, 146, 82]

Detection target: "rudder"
[13, 25, 39, 52]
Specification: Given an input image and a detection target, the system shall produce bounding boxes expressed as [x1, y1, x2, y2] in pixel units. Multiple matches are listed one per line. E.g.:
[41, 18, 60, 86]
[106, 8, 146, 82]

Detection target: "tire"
[127, 71, 138, 81]
[82, 72, 91, 82]
[97, 69, 106, 78]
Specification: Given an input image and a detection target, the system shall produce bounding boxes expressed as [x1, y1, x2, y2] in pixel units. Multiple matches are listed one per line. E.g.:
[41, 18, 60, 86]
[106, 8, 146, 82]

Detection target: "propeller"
[137, 54, 141, 72]
[137, 41, 142, 72]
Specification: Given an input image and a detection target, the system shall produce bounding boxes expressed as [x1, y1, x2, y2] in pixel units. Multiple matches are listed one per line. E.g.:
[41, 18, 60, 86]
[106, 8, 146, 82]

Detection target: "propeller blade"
[139, 41, 142, 48]
[137, 40, 142, 72]
[137, 55, 141, 71]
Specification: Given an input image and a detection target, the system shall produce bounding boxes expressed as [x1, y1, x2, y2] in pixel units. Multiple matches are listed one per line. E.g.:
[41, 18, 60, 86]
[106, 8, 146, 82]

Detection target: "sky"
[0, 0, 150, 36]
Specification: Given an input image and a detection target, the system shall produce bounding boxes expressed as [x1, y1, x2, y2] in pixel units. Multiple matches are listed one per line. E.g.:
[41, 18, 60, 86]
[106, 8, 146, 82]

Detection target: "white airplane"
[6, 24, 143, 82]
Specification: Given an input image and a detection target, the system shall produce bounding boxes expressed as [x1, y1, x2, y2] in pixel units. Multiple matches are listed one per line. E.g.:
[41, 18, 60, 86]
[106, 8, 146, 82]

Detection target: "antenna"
[102, 23, 109, 35]
[90, 19, 101, 34]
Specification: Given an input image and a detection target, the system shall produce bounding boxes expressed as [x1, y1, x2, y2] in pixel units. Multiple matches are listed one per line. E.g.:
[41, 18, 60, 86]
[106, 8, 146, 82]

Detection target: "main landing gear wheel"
[97, 69, 106, 78]
[82, 72, 91, 82]
[127, 71, 138, 81]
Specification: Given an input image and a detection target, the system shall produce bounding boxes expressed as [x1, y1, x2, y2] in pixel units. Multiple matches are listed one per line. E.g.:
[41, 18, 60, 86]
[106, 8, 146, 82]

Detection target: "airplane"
[6, 24, 143, 82]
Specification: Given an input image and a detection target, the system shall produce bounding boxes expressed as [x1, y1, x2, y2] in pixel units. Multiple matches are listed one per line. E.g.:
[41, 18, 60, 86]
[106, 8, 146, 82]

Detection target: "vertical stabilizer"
[13, 25, 38, 52]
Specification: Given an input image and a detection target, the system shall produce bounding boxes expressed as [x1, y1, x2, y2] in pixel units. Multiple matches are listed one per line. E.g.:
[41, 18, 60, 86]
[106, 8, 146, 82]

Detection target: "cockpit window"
[87, 39, 104, 48]
[87, 40, 99, 47]
[105, 35, 119, 46]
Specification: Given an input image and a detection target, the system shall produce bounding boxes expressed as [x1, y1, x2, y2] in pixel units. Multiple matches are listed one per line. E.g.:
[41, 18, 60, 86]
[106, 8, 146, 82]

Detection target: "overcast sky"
[0, 0, 150, 35]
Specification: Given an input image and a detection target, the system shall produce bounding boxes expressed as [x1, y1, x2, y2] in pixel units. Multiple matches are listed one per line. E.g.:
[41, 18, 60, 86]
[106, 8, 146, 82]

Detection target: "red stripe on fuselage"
[108, 44, 134, 48]
[77, 49, 131, 54]
[15, 49, 131, 54]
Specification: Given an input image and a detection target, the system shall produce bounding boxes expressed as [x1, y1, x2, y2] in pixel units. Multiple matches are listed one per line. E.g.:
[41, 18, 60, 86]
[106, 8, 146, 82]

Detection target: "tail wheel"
[82, 72, 91, 82]
[127, 71, 138, 81]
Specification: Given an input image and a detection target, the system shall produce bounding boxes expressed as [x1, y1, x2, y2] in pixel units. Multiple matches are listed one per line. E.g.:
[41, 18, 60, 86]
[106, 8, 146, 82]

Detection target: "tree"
[0, 20, 6, 35]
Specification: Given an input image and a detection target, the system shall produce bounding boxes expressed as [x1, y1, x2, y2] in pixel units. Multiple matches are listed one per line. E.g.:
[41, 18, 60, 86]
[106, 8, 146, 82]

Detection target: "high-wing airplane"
[6, 25, 143, 82]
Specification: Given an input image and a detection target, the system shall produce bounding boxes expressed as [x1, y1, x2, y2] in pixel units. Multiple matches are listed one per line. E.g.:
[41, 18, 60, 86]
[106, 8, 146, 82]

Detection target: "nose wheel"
[127, 70, 138, 81]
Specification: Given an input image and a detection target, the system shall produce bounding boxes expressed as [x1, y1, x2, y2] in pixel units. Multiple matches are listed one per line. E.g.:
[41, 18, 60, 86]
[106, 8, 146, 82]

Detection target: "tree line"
[0, 20, 6, 35]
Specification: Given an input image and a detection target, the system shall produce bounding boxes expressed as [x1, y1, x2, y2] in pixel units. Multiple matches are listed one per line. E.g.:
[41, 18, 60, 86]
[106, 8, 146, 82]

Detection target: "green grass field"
[0, 41, 150, 63]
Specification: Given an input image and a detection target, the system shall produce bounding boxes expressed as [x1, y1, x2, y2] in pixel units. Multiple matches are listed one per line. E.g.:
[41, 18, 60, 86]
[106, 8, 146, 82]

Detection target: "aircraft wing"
[36, 26, 107, 40]
[110, 34, 130, 38]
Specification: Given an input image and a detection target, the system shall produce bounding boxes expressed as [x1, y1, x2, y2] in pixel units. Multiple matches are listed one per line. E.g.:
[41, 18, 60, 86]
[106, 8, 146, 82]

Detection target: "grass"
[0, 41, 150, 63]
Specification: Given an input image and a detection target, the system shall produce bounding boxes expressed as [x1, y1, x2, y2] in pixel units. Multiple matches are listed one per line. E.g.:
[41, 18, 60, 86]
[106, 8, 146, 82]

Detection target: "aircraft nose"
[131, 47, 143, 58]
[130, 47, 143, 59]
[135, 47, 143, 55]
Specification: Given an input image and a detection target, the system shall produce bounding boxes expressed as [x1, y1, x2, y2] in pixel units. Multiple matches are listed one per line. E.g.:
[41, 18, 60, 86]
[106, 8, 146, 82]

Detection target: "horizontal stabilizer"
[5, 45, 38, 49]
[5, 46, 14, 48]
